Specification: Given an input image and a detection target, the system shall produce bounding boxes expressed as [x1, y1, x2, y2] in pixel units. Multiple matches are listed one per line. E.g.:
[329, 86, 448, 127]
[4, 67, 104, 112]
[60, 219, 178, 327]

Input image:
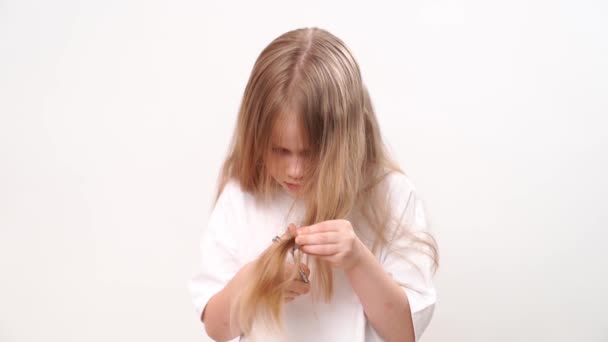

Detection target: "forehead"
[271, 112, 309, 150]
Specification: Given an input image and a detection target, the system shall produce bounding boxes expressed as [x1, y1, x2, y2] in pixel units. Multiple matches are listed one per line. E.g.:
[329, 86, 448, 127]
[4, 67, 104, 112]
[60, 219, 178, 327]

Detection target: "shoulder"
[205, 179, 255, 252]
[215, 178, 255, 211]
[380, 171, 428, 232]
[217, 178, 243, 202]
[377, 171, 418, 207]
[384, 171, 417, 195]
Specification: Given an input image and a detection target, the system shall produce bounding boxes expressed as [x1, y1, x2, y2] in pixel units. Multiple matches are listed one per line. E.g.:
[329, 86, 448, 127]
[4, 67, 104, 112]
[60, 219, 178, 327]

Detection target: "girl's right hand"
[283, 262, 310, 302]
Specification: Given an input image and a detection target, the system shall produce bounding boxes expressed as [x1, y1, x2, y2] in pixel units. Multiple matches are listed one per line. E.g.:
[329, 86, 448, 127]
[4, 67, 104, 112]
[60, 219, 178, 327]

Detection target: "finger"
[283, 262, 309, 282]
[278, 223, 299, 241]
[296, 232, 341, 246]
[299, 263, 310, 277]
[288, 223, 298, 237]
[285, 296, 295, 302]
[282, 262, 297, 279]
[301, 244, 339, 256]
[289, 281, 310, 295]
[297, 221, 339, 235]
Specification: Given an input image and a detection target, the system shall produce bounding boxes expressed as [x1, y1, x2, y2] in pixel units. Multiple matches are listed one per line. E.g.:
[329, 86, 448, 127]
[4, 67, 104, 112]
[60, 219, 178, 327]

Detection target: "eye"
[272, 147, 290, 155]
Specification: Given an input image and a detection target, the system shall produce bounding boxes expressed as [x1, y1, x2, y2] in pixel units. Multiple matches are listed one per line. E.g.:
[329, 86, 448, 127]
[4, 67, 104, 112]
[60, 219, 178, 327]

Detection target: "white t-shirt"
[188, 172, 436, 341]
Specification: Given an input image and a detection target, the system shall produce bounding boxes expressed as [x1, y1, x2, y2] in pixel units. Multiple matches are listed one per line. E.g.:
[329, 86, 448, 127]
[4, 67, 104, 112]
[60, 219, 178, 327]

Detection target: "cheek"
[266, 155, 283, 179]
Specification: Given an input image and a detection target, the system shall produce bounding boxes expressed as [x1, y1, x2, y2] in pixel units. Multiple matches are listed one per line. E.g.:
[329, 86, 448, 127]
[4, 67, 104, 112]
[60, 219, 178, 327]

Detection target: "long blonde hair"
[216, 27, 438, 335]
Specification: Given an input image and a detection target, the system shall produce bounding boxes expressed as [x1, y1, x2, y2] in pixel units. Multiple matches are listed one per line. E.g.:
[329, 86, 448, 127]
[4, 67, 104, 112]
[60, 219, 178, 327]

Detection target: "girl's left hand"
[294, 219, 364, 270]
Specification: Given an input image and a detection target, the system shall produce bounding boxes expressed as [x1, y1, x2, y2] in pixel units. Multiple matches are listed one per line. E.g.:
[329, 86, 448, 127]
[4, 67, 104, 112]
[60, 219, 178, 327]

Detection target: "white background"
[1, 1, 607, 341]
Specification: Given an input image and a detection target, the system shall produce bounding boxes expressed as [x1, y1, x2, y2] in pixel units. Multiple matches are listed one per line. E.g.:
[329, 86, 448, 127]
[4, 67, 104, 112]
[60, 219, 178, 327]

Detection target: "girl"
[189, 27, 438, 342]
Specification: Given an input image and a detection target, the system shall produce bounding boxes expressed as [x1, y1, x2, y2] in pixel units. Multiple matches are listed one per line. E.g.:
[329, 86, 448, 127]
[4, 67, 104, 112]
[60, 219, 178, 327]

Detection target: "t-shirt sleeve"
[380, 174, 437, 341]
[188, 182, 243, 323]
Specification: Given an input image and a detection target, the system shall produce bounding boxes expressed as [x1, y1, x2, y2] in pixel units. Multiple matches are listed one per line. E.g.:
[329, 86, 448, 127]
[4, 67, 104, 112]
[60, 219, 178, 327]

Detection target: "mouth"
[284, 182, 302, 192]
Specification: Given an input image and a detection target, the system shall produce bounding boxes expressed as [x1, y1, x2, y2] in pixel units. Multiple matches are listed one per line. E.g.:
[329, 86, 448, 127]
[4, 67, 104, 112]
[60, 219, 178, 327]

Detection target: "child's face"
[267, 113, 312, 194]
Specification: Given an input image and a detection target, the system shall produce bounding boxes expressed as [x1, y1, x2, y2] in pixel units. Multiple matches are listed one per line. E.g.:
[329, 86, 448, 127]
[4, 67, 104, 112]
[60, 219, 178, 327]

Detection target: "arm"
[202, 262, 254, 342]
[202, 228, 310, 341]
[295, 220, 416, 342]
[345, 240, 415, 342]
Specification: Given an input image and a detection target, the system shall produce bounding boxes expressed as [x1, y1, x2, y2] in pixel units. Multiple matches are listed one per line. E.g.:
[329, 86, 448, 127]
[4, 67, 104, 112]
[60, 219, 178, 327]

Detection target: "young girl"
[189, 27, 438, 342]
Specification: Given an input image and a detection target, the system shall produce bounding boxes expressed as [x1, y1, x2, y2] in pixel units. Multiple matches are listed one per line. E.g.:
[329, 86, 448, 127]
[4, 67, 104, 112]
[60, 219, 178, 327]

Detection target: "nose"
[287, 155, 304, 181]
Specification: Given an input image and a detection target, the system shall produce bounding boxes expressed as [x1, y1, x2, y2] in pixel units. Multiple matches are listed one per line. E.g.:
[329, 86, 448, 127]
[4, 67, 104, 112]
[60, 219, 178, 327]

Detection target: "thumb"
[287, 223, 298, 238]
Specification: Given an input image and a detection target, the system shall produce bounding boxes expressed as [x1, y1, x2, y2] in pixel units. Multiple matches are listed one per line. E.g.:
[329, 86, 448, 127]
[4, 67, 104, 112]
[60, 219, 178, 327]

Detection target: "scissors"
[272, 234, 309, 283]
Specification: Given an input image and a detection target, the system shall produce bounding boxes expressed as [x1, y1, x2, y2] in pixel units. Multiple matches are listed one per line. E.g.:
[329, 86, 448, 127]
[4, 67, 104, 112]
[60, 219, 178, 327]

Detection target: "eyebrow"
[271, 144, 310, 154]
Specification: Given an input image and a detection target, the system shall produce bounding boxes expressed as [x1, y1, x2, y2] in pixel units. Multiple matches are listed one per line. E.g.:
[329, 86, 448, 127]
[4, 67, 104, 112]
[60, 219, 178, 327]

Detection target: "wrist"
[344, 238, 369, 272]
